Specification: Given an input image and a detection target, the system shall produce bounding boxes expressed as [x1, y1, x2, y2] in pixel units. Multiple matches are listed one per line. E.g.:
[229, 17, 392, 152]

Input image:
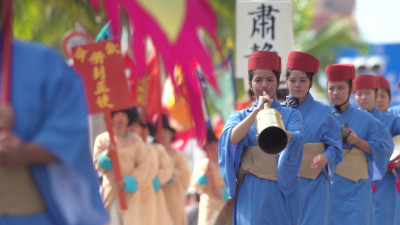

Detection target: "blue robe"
[373, 107, 400, 225]
[0, 38, 107, 224]
[219, 99, 304, 225]
[283, 93, 342, 225]
[330, 104, 393, 225]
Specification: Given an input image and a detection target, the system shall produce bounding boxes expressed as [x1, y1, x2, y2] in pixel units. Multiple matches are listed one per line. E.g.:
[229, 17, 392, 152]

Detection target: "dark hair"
[248, 70, 280, 84]
[154, 114, 175, 142]
[131, 106, 142, 125]
[111, 108, 136, 126]
[285, 68, 313, 82]
[206, 128, 218, 144]
[276, 87, 289, 101]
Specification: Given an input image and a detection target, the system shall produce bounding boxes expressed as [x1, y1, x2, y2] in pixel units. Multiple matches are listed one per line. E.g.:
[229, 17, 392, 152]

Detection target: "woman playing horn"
[219, 51, 304, 225]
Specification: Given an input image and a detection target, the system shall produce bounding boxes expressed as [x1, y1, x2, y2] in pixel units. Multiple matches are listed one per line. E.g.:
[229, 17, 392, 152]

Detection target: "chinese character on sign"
[136, 76, 150, 107]
[105, 42, 121, 55]
[89, 51, 106, 65]
[96, 93, 114, 109]
[73, 47, 88, 63]
[248, 4, 279, 40]
[244, 41, 278, 58]
[94, 80, 111, 95]
[93, 65, 106, 80]
[244, 3, 280, 58]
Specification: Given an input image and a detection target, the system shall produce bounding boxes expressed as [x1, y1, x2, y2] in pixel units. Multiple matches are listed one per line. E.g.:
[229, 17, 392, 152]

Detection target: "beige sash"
[298, 142, 326, 179]
[0, 165, 46, 216]
[240, 146, 278, 181]
[335, 148, 368, 182]
[390, 135, 400, 161]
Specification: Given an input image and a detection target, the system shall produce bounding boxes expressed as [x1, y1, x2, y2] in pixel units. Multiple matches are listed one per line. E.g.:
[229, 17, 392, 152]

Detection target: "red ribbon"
[397, 173, 400, 194]
[105, 111, 127, 210]
[372, 181, 377, 194]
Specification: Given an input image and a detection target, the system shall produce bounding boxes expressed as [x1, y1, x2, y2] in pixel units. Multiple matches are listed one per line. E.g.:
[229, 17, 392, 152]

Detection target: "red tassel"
[388, 162, 396, 170]
[372, 181, 377, 193]
[396, 175, 400, 194]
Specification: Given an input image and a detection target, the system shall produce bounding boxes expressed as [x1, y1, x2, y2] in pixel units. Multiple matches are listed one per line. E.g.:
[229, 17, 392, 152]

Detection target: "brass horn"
[255, 92, 288, 154]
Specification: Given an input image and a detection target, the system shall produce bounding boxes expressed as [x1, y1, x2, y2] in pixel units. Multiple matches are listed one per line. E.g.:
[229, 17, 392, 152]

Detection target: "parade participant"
[283, 51, 342, 225]
[364, 75, 400, 225]
[156, 113, 191, 225]
[219, 51, 304, 225]
[388, 73, 400, 115]
[0, 1, 107, 224]
[191, 128, 226, 225]
[93, 108, 149, 225]
[128, 107, 173, 225]
[326, 65, 393, 225]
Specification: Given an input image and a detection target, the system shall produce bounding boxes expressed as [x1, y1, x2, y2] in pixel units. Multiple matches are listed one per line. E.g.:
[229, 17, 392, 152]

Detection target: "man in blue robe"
[0, 1, 107, 224]
[326, 64, 393, 225]
[219, 51, 304, 225]
[283, 51, 342, 225]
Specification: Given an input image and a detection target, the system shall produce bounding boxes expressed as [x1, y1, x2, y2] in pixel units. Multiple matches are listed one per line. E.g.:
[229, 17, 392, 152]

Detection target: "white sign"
[236, 0, 294, 90]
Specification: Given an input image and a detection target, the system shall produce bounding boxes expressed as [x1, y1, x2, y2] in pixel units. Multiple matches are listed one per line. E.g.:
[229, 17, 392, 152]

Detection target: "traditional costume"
[191, 129, 226, 225]
[219, 51, 304, 225]
[0, 37, 107, 224]
[327, 65, 393, 225]
[283, 51, 342, 225]
[371, 75, 400, 225]
[94, 131, 149, 225]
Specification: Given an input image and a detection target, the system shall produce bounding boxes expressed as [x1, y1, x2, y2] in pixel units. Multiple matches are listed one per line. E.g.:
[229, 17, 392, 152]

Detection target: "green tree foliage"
[291, 0, 367, 92]
[13, 0, 104, 53]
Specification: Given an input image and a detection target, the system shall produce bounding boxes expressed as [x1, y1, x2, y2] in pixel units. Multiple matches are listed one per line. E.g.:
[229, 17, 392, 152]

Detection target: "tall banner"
[72, 40, 131, 210]
[236, 0, 294, 90]
[72, 40, 131, 114]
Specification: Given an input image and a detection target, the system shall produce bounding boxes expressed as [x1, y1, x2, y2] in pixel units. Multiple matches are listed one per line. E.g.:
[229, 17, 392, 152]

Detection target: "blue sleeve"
[218, 110, 248, 199]
[322, 112, 342, 177]
[30, 53, 90, 166]
[11, 42, 107, 224]
[368, 118, 394, 181]
[277, 109, 304, 196]
[389, 115, 400, 136]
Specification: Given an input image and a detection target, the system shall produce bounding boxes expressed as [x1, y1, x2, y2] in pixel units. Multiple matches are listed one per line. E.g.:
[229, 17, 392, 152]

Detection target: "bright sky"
[355, 0, 400, 44]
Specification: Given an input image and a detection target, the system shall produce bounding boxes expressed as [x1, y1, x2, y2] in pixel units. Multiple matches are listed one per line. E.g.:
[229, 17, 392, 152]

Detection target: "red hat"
[248, 51, 281, 73]
[376, 75, 390, 90]
[287, 51, 319, 74]
[326, 64, 355, 82]
[353, 74, 378, 92]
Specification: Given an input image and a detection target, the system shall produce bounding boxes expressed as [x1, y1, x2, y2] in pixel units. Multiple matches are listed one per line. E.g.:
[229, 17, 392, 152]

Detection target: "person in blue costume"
[0, 1, 107, 225]
[282, 51, 342, 225]
[388, 73, 400, 116]
[219, 51, 304, 225]
[364, 75, 400, 225]
[326, 64, 393, 225]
